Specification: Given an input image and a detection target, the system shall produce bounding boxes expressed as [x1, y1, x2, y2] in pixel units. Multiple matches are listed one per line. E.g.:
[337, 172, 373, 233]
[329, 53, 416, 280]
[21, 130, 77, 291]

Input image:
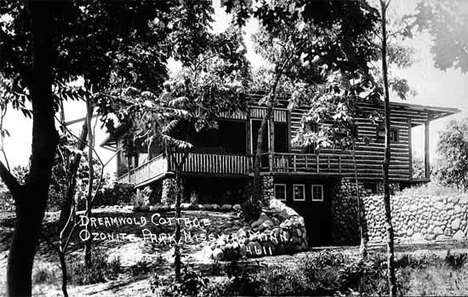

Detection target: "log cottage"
[102, 98, 459, 245]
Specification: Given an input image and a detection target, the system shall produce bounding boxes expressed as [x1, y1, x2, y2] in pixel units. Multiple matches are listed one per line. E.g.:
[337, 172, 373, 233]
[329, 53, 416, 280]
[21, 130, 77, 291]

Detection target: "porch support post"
[424, 121, 430, 179]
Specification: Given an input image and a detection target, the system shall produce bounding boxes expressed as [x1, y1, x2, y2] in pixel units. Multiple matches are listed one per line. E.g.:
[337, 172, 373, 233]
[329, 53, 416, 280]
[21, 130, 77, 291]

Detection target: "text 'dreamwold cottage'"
[78, 214, 290, 256]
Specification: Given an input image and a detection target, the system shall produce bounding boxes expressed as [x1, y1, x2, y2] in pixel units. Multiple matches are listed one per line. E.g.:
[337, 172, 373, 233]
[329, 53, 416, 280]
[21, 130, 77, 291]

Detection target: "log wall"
[289, 103, 432, 181]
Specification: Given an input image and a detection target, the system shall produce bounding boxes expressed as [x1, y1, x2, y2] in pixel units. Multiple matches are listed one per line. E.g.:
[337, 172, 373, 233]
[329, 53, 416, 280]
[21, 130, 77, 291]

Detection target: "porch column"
[424, 121, 430, 179]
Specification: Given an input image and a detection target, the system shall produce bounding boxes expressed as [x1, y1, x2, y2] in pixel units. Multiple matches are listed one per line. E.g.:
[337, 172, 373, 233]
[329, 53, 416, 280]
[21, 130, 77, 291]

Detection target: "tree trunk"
[252, 64, 288, 207]
[380, 1, 397, 296]
[59, 252, 69, 297]
[84, 100, 94, 267]
[173, 151, 188, 281]
[352, 140, 367, 260]
[252, 104, 273, 204]
[58, 121, 89, 230]
[174, 165, 182, 281]
[7, 2, 59, 296]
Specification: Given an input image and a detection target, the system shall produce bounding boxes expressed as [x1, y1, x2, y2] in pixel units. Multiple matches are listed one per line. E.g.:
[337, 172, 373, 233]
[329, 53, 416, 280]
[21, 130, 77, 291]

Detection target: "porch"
[116, 152, 352, 186]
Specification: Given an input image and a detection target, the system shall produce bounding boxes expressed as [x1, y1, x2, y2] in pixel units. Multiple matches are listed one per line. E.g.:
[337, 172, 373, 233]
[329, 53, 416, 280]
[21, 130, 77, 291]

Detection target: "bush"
[218, 251, 411, 296]
[33, 265, 58, 285]
[445, 251, 467, 269]
[94, 183, 135, 207]
[130, 257, 152, 277]
[69, 250, 121, 285]
[150, 265, 219, 297]
[241, 198, 262, 221]
[401, 181, 465, 196]
[132, 187, 150, 211]
[396, 252, 439, 269]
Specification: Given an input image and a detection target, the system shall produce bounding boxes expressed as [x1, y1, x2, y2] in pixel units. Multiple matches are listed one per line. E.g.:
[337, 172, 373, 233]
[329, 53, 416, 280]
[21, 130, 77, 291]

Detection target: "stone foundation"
[332, 178, 468, 244]
[331, 178, 401, 245]
[161, 178, 177, 205]
[261, 175, 274, 204]
[363, 193, 468, 243]
[331, 179, 371, 245]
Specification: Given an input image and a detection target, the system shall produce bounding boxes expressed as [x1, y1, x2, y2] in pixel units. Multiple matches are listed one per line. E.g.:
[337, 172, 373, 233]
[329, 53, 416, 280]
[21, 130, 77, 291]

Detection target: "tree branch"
[0, 160, 21, 200]
[0, 27, 33, 87]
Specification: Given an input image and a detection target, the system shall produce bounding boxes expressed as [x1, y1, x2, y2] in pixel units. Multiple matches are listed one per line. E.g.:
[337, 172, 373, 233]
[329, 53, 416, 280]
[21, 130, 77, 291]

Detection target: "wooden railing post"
[269, 153, 273, 173]
[293, 154, 297, 172]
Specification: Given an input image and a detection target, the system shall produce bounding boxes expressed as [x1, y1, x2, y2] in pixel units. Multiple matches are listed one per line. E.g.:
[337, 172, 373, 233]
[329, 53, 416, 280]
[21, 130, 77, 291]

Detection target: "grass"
[401, 181, 467, 196]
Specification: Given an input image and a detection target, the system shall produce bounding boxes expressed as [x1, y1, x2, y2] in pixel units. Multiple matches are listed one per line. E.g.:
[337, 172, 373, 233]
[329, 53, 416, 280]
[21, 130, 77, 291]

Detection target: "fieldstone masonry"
[261, 175, 274, 204]
[161, 178, 177, 205]
[332, 178, 468, 244]
[364, 193, 468, 243]
[203, 198, 308, 261]
[332, 178, 372, 245]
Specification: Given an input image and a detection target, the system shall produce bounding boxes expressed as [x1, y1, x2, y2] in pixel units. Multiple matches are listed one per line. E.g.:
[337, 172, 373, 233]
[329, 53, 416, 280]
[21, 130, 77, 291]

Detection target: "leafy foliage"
[93, 183, 135, 207]
[216, 251, 409, 296]
[150, 265, 217, 297]
[97, 26, 250, 157]
[412, 0, 468, 73]
[0, 1, 175, 91]
[435, 118, 468, 190]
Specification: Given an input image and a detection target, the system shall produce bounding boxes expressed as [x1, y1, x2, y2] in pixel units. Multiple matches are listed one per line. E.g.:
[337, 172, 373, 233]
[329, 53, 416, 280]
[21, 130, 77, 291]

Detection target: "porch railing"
[117, 154, 167, 186]
[117, 151, 364, 186]
[169, 152, 252, 175]
[260, 152, 345, 174]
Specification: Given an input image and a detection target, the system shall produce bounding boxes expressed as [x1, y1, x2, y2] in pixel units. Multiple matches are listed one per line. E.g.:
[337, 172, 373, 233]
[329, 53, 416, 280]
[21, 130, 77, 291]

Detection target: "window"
[274, 184, 287, 201]
[293, 184, 305, 201]
[377, 128, 399, 142]
[274, 123, 289, 153]
[311, 185, 324, 201]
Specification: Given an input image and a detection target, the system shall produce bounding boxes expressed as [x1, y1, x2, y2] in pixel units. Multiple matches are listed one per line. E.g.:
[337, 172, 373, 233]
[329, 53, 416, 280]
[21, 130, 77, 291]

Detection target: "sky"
[2, 0, 467, 175]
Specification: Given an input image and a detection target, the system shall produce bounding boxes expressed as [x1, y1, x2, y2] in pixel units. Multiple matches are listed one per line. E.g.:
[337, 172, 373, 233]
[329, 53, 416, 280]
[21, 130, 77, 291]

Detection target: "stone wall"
[331, 178, 400, 245]
[161, 178, 177, 205]
[203, 199, 308, 261]
[332, 177, 468, 244]
[363, 193, 468, 243]
[261, 175, 274, 203]
[331, 179, 371, 245]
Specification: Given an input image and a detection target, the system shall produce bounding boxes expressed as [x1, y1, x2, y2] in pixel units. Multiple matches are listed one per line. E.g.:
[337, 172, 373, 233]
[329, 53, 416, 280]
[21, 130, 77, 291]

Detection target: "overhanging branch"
[0, 27, 33, 87]
[0, 160, 21, 199]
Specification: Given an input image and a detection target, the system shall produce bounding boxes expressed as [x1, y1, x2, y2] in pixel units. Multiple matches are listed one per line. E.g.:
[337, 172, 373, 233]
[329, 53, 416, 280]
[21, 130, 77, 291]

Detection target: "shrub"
[130, 257, 152, 277]
[94, 183, 135, 206]
[219, 268, 265, 296]
[33, 265, 58, 285]
[445, 251, 467, 269]
[132, 188, 150, 211]
[150, 264, 219, 297]
[241, 198, 262, 221]
[69, 250, 121, 285]
[260, 266, 310, 296]
[218, 251, 410, 296]
[400, 181, 465, 196]
[396, 252, 439, 269]
[336, 258, 389, 296]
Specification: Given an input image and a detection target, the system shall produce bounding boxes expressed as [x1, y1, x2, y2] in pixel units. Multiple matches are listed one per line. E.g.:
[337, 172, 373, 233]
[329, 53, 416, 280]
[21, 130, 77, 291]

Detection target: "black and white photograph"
[0, 0, 467, 296]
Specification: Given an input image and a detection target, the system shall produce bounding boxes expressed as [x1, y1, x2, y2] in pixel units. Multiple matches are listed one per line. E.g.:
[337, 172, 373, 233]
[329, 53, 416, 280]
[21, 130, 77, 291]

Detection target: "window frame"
[376, 127, 399, 142]
[292, 184, 306, 201]
[311, 184, 324, 202]
[274, 183, 287, 201]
